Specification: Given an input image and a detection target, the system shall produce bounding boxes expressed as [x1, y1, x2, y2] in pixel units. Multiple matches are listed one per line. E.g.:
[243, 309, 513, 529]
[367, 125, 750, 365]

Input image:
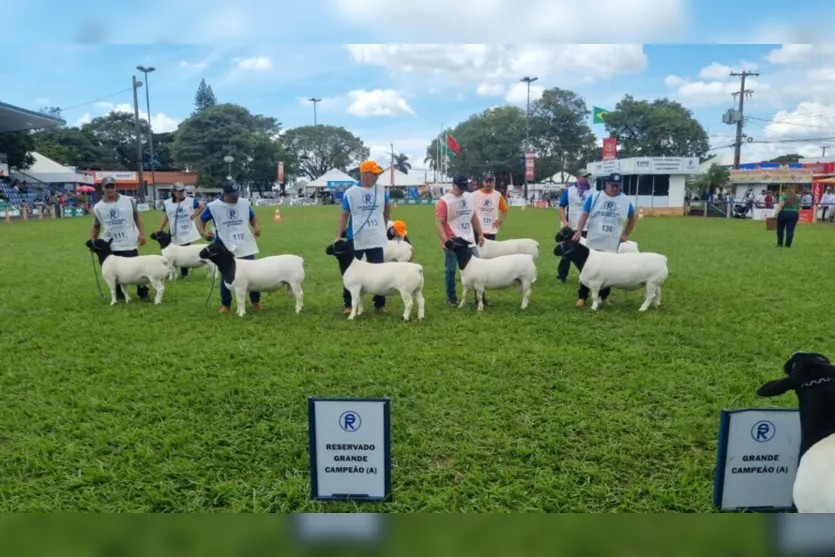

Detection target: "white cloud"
[180, 60, 208, 69]
[109, 103, 182, 133]
[697, 61, 758, 80]
[504, 82, 544, 104]
[765, 44, 821, 65]
[477, 82, 505, 97]
[74, 113, 92, 127]
[346, 89, 415, 117]
[233, 56, 271, 70]
[34, 98, 49, 105]
[663, 63, 771, 107]
[346, 44, 648, 85]
[335, 1, 688, 41]
[365, 137, 432, 172]
[761, 102, 835, 141]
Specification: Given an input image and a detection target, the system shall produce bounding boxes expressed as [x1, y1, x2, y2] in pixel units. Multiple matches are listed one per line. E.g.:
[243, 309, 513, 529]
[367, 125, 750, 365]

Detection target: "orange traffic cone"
[274, 208, 282, 222]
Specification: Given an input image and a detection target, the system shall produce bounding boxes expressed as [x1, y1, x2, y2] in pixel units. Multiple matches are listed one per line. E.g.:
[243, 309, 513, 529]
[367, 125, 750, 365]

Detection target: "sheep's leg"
[348, 288, 361, 320]
[415, 290, 425, 320]
[458, 286, 469, 308]
[653, 285, 662, 308]
[235, 288, 248, 317]
[589, 285, 601, 311]
[520, 280, 531, 310]
[168, 263, 176, 281]
[401, 291, 413, 321]
[638, 283, 655, 312]
[476, 288, 485, 312]
[105, 278, 119, 305]
[292, 283, 304, 314]
[150, 279, 165, 304]
[120, 284, 132, 303]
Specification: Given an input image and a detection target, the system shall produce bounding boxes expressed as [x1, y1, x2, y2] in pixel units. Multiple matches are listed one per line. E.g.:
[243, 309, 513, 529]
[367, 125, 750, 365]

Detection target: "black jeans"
[777, 211, 799, 247]
[111, 249, 149, 299]
[558, 230, 586, 281]
[344, 246, 386, 309]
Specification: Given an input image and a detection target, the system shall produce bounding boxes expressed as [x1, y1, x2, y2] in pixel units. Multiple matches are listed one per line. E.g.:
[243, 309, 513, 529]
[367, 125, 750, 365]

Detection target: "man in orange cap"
[335, 159, 391, 314]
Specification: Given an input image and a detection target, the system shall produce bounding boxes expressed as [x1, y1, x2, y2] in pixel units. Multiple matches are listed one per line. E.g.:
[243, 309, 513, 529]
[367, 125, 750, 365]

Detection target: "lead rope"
[89, 251, 106, 301]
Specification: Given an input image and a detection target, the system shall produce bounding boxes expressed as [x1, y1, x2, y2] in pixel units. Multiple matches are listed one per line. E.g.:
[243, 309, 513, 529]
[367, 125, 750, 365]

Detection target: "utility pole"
[822, 146, 828, 158]
[131, 75, 146, 202]
[309, 98, 321, 126]
[730, 70, 758, 169]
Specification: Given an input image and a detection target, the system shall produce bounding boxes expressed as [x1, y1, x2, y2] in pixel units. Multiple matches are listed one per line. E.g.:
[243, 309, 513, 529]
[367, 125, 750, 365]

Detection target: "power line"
[59, 88, 132, 112]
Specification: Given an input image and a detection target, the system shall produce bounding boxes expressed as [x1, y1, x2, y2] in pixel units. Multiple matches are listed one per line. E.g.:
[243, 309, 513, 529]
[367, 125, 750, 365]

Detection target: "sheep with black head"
[758, 352, 835, 513]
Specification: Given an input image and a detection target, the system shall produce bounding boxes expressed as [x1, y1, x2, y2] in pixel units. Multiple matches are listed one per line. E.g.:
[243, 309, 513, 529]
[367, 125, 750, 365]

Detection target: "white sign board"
[308, 398, 391, 501]
[136, 203, 150, 212]
[713, 408, 801, 511]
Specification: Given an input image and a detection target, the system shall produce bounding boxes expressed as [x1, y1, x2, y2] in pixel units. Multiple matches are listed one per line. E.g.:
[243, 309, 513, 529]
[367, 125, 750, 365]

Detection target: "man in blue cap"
[571, 172, 637, 308]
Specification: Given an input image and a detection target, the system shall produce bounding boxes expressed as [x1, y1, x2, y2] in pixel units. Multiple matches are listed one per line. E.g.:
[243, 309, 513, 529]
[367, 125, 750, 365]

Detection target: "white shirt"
[163, 197, 201, 245]
[440, 191, 475, 245]
[471, 189, 505, 235]
[93, 194, 139, 251]
[344, 183, 387, 251]
[207, 198, 259, 258]
[585, 191, 634, 253]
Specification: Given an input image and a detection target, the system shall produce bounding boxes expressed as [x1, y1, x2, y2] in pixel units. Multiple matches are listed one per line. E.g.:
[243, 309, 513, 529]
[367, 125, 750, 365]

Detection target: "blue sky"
[3, 40, 835, 172]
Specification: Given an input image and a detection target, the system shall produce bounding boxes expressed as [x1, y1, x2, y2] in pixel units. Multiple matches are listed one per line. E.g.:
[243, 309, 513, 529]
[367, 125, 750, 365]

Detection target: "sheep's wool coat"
[93, 195, 139, 251]
[207, 198, 259, 258]
[585, 191, 633, 253]
[344, 183, 387, 250]
[163, 198, 201, 245]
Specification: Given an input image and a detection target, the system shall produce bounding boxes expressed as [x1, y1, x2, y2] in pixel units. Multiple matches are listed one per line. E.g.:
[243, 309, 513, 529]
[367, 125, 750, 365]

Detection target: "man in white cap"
[90, 175, 149, 301]
[157, 183, 205, 278]
[572, 172, 637, 307]
[556, 169, 593, 283]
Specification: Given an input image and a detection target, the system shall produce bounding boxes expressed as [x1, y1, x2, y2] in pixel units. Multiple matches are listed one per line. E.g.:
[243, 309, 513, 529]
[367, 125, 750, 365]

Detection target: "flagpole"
[390, 143, 395, 187]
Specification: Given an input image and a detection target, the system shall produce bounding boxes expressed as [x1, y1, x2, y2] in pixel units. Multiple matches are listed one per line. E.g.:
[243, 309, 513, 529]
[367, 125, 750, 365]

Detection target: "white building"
[586, 156, 700, 215]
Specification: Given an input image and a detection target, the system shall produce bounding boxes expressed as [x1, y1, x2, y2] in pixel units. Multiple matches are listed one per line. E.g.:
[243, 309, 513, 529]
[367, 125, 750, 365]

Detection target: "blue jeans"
[220, 254, 261, 306]
[777, 211, 799, 247]
[444, 246, 478, 302]
[343, 246, 386, 309]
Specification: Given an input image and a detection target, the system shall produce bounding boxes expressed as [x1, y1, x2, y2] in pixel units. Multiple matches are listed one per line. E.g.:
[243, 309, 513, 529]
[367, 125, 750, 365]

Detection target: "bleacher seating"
[0, 179, 42, 205]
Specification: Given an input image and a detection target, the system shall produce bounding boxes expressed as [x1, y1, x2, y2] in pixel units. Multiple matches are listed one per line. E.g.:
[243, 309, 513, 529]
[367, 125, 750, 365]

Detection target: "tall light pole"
[309, 97, 321, 126]
[131, 76, 146, 202]
[224, 155, 234, 180]
[520, 76, 538, 200]
[136, 66, 157, 200]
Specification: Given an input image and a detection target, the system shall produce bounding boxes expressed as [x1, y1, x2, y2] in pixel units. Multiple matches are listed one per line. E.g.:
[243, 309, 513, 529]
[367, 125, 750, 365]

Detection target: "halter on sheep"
[758, 352, 835, 513]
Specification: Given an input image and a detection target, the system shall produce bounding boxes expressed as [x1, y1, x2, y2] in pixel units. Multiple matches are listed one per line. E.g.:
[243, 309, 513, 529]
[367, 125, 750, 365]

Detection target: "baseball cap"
[173, 182, 185, 191]
[102, 176, 117, 187]
[392, 220, 407, 237]
[452, 173, 469, 188]
[577, 169, 592, 177]
[222, 179, 240, 195]
[605, 172, 623, 186]
[359, 160, 384, 174]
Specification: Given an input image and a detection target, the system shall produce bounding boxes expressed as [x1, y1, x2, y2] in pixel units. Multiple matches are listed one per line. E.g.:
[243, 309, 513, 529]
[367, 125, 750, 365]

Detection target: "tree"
[393, 152, 411, 173]
[31, 127, 110, 169]
[39, 106, 64, 120]
[194, 79, 217, 113]
[603, 95, 710, 158]
[424, 107, 527, 183]
[242, 133, 295, 192]
[148, 132, 177, 171]
[529, 87, 598, 177]
[171, 103, 289, 186]
[82, 111, 150, 169]
[281, 125, 369, 179]
[688, 163, 729, 197]
[0, 131, 35, 170]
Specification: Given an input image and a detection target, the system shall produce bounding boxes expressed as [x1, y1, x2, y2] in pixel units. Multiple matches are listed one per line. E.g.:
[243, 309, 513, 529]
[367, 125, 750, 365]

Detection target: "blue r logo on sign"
[339, 411, 361, 432]
[751, 420, 775, 442]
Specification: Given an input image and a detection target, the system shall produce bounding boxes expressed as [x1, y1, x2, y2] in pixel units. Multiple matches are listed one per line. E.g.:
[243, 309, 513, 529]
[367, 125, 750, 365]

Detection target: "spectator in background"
[764, 191, 774, 209]
[472, 173, 507, 241]
[821, 187, 835, 222]
[801, 190, 813, 210]
[557, 169, 593, 283]
[468, 177, 480, 193]
[755, 190, 766, 208]
[774, 187, 800, 248]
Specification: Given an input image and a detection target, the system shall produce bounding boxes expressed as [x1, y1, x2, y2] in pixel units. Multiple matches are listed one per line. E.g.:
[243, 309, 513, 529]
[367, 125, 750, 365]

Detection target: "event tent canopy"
[380, 166, 425, 187]
[10, 152, 94, 184]
[307, 168, 358, 189]
[0, 101, 65, 133]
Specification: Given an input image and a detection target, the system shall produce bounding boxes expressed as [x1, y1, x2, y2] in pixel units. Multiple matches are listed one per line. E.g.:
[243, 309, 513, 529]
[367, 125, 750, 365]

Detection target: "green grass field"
[1, 206, 832, 512]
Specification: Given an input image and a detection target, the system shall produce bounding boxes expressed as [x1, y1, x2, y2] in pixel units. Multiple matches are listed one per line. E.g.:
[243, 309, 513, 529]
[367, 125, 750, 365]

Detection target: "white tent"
[380, 166, 425, 187]
[10, 152, 93, 184]
[307, 168, 358, 189]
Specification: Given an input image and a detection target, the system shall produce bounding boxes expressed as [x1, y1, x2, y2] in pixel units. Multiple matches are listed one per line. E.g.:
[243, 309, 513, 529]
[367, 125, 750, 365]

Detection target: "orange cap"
[360, 160, 384, 174]
[392, 220, 407, 237]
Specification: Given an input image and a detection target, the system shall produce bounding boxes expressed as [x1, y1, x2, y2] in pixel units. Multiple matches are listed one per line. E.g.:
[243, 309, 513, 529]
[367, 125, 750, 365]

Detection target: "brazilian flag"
[593, 106, 610, 124]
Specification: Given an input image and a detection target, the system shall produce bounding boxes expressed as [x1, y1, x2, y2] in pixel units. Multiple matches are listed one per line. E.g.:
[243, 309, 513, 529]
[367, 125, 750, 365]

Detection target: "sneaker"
[447, 300, 458, 307]
[251, 303, 263, 311]
[576, 299, 586, 308]
[219, 305, 230, 313]
[557, 277, 567, 284]
[376, 306, 388, 314]
[344, 307, 352, 315]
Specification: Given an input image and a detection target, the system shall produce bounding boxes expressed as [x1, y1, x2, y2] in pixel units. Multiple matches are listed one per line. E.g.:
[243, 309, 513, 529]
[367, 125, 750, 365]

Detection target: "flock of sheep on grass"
[84, 226, 669, 319]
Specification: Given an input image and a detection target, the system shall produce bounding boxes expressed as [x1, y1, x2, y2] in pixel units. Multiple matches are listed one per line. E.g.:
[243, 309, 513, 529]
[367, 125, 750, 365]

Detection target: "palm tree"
[394, 153, 411, 174]
[688, 163, 730, 198]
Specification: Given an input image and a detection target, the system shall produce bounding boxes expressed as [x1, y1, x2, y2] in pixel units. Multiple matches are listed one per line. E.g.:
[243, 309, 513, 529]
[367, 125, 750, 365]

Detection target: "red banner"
[277, 162, 284, 184]
[602, 137, 617, 160]
[812, 181, 825, 204]
[524, 152, 535, 182]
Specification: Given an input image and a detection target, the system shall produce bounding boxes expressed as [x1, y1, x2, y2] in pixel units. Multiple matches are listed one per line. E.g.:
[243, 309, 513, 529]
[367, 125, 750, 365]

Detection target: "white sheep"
[85, 238, 169, 305]
[326, 239, 425, 321]
[477, 237, 540, 261]
[757, 352, 835, 513]
[199, 243, 305, 317]
[150, 230, 218, 280]
[360, 240, 414, 263]
[444, 237, 537, 311]
[553, 238, 668, 312]
[556, 225, 639, 253]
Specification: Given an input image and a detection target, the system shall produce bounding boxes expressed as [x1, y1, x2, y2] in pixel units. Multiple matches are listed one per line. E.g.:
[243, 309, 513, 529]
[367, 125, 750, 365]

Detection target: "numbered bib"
[460, 221, 471, 230]
[112, 231, 127, 240]
[231, 232, 246, 242]
[600, 223, 615, 234]
[482, 216, 493, 226]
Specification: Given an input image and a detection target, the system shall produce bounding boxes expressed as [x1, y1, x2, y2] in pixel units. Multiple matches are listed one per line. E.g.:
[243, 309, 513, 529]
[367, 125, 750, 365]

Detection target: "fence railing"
[686, 200, 835, 223]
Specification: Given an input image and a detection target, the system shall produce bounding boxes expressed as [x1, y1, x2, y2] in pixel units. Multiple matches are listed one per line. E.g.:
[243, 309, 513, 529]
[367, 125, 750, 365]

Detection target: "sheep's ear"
[757, 378, 794, 397]
[85, 239, 94, 248]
